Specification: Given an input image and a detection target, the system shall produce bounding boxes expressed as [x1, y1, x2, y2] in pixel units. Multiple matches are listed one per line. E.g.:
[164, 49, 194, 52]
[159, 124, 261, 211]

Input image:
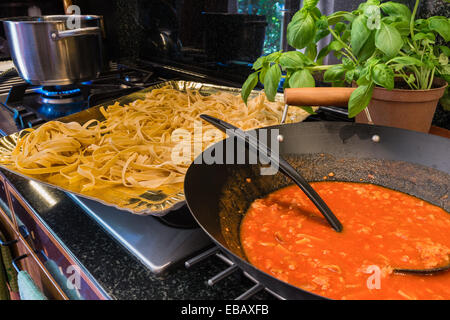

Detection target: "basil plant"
[241, 0, 450, 117]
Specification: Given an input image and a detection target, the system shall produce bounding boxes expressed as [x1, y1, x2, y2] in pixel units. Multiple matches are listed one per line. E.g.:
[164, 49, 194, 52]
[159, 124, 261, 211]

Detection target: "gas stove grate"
[0, 63, 169, 130]
[0, 74, 24, 96]
[0, 62, 135, 97]
[185, 246, 285, 300]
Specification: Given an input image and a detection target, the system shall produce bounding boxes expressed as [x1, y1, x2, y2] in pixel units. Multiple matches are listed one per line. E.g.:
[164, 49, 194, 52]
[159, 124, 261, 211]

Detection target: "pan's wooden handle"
[284, 87, 355, 107]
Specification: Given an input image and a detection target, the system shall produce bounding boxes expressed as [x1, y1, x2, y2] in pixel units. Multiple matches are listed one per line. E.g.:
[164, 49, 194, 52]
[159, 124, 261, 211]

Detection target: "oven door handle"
[12, 250, 48, 272]
[12, 254, 28, 272]
[0, 225, 31, 247]
[0, 237, 18, 247]
[18, 225, 30, 239]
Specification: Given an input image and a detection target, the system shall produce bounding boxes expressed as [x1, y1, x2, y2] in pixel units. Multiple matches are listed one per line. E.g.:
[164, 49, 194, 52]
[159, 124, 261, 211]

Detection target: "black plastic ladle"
[393, 256, 450, 275]
[200, 114, 343, 232]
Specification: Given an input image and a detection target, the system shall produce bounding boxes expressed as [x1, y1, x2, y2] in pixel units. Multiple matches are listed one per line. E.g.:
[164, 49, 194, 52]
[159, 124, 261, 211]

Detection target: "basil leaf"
[305, 43, 317, 60]
[345, 69, 355, 84]
[304, 0, 319, 10]
[252, 56, 266, 71]
[443, 64, 450, 75]
[324, 65, 346, 82]
[289, 69, 315, 88]
[314, 28, 330, 42]
[334, 22, 347, 34]
[342, 30, 352, 43]
[290, 9, 306, 22]
[313, 29, 330, 42]
[358, 0, 381, 12]
[241, 72, 259, 104]
[279, 51, 315, 69]
[333, 50, 343, 60]
[328, 11, 355, 25]
[413, 32, 436, 42]
[348, 83, 375, 118]
[380, 2, 411, 23]
[316, 15, 329, 30]
[392, 20, 411, 36]
[310, 7, 322, 19]
[351, 15, 371, 57]
[317, 45, 331, 64]
[298, 106, 316, 114]
[389, 56, 425, 67]
[329, 40, 344, 51]
[372, 63, 394, 90]
[358, 30, 376, 60]
[415, 19, 428, 29]
[283, 71, 292, 89]
[342, 57, 354, 70]
[429, 16, 450, 42]
[439, 45, 450, 57]
[367, 57, 380, 67]
[259, 66, 268, 83]
[266, 51, 282, 63]
[375, 22, 403, 58]
[263, 64, 282, 102]
[279, 51, 305, 69]
[357, 66, 371, 85]
[287, 11, 316, 50]
[406, 73, 416, 85]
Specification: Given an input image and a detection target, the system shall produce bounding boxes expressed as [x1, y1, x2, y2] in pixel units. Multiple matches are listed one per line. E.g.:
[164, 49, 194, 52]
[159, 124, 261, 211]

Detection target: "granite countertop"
[0, 169, 272, 300]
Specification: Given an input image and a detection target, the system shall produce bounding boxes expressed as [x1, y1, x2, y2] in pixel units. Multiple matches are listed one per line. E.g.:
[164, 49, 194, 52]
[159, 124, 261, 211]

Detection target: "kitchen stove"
[0, 59, 351, 280]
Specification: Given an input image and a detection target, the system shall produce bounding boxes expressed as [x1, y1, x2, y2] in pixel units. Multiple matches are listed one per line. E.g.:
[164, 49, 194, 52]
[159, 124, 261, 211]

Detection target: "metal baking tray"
[0, 80, 311, 216]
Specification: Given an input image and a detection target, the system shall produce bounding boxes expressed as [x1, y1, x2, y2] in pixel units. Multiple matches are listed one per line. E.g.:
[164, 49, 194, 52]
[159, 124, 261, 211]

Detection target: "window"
[237, 0, 285, 54]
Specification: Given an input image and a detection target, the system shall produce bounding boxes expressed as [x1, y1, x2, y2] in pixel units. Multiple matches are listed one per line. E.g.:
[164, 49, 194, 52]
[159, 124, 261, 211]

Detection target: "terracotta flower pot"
[355, 78, 448, 133]
[284, 78, 448, 133]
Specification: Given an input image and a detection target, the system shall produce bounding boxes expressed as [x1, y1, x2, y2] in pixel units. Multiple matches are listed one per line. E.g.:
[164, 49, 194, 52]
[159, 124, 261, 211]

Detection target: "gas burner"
[122, 70, 155, 86]
[38, 85, 85, 105]
[0, 64, 168, 130]
[39, 85, 82, 97]
[124, 73, 143, 83]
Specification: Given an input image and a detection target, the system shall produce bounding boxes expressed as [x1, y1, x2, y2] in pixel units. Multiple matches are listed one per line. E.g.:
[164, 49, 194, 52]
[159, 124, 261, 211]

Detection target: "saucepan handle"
[51, 27, 100, 40]
[284, 87, 355, 107]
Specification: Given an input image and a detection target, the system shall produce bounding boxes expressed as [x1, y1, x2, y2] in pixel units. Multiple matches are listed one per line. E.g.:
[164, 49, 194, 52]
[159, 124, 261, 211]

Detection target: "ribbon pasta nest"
[2, 87, 309, 211]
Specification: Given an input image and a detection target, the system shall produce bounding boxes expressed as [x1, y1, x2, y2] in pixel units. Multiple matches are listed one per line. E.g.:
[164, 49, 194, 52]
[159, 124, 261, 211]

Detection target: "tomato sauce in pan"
[240, 182, 450, 300]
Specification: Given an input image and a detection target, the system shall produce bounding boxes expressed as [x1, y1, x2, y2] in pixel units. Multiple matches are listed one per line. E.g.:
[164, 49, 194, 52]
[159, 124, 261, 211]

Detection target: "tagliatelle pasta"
[2, 87, 309, 196]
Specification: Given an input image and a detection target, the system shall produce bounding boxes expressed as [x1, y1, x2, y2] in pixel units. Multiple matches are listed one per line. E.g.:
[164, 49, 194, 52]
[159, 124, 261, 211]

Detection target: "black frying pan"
[184, 122, 450, 300]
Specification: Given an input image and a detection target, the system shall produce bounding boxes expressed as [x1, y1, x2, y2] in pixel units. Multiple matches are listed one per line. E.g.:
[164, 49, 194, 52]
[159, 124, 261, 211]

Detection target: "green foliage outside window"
[238, 0, 285, 54]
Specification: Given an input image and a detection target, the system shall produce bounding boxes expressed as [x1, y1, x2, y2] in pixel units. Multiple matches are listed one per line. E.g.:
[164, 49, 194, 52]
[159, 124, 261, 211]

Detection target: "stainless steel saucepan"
[2, 15, 103, 86]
